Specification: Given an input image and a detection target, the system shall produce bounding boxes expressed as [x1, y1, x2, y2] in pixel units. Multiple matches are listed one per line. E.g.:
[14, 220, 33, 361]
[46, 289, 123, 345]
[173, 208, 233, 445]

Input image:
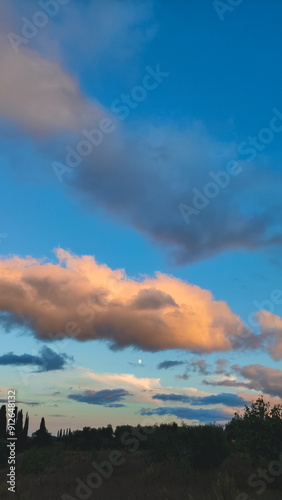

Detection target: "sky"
[0, 0, 282, 435]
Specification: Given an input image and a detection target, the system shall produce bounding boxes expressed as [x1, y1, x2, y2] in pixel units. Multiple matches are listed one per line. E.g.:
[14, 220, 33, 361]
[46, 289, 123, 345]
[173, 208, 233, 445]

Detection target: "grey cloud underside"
[0, 347, 72, 372]
[68, 388, 132, 406]
[203, 364, 282, 399]
[177, 358, 229, 379]
[157, 360, 185, 370]
[139, 406, 230, 422]
[131, 289, 178, 310]
[66, 126, 282, 265]
[152, 392, 247, 407]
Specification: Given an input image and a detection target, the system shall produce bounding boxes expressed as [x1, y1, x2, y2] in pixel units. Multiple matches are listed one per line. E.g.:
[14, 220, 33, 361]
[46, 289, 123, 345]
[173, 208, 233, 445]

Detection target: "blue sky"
[0, 0, 282, 434]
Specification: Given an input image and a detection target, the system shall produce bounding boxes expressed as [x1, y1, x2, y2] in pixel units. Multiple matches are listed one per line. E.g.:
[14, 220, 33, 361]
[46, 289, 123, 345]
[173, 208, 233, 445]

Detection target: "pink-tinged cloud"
[204, 364, 282, 399]
[84, 372, 161, 392]
[0, 248, 278, 355]
[256, 311, 282, 361]
[238, 392, 282, 407]
[0, 45, 107, 136]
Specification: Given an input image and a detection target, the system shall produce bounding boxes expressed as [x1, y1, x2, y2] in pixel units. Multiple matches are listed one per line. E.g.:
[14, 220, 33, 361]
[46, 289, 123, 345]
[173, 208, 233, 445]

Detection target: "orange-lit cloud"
[0, 248, 278, 355]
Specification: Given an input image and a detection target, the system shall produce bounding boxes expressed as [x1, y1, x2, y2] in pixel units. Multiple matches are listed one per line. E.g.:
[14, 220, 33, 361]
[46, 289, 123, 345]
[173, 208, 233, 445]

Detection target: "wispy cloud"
[215, 359, 229, 374]
[84, 372, 160, 392]
[204, 364, 282, 398]
[190, 359, 210, 375]
[0, 399, 40, 407]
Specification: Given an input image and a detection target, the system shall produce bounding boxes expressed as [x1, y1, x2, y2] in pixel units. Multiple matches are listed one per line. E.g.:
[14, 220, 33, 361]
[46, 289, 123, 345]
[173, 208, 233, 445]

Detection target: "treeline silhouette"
[225, 396, 282, 464]
[0, 397, 282, 473]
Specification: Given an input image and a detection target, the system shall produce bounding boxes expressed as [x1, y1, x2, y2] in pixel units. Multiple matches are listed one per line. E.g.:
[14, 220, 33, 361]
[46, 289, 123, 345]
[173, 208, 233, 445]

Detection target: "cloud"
[238, 391, 282, 407]
[4, 0, 157, 67]
[152, 392, 247, 407]
[0, 0, 157, 154]
[157, 360, 185, 370]
[0, 399, 40, 407]
[215, 358, 229, 374]
[176, 370, 190, 380]
[0, 45, 108, 137]
[0, 0, 155, 136]
[66, 120, 282, 265]
[68, 388, 131, 407]
[1, 3, 282, 265]
[0, 248, 262, 354]
[49, 414, 66, 418]
[257, 312, 282, 361]
[0, 347, 72, 372]
[176, 360, 227, 380]
[46, 0, 157, 66]
[84, 372, 160, 392]
[204, 364, 282, 399]
[139, 406, 230, 423]
[131, 289, 178, 310]
[190, 359, 210, 375]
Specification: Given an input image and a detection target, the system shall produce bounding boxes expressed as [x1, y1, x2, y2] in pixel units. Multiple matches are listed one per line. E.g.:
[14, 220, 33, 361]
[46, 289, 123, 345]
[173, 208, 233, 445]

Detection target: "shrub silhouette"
[226, 396, 282, 464]
[147, 422, 229, 471]
[22, 445, 58, 474]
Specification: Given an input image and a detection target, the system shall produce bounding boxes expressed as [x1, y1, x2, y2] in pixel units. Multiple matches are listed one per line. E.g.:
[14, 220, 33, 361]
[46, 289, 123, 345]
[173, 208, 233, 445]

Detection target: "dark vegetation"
[0, 396, 281, 499]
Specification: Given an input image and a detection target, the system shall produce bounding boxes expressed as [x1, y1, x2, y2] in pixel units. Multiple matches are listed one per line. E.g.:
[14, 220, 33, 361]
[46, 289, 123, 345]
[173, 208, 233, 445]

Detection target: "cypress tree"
[14, 407, 18, 431]
[40, 417, 46, 433]
[16, 409, 23, 439]
[23, 412, 29, 445]
[0, 405, 6, 439]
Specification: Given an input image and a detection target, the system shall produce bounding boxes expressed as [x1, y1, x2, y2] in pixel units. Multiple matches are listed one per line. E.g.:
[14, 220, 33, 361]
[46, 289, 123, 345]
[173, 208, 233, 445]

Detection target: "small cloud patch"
[68, 388, 132, 407]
